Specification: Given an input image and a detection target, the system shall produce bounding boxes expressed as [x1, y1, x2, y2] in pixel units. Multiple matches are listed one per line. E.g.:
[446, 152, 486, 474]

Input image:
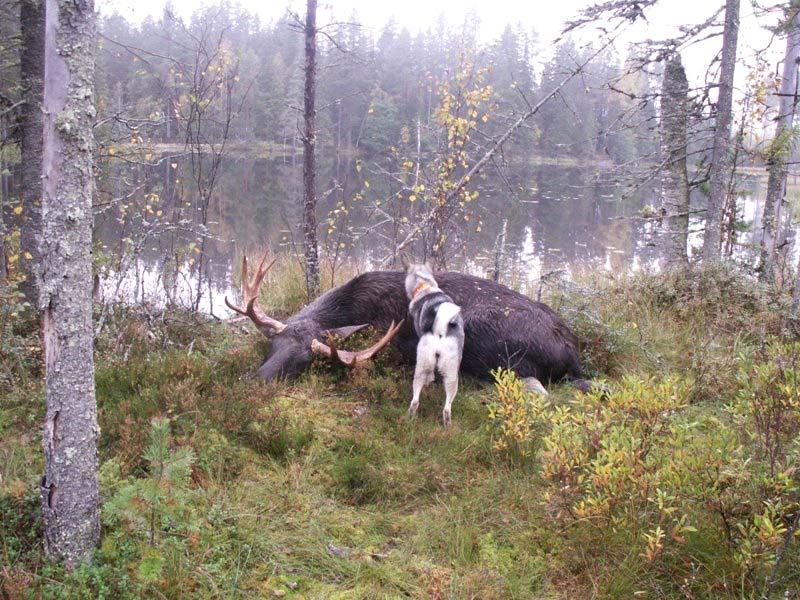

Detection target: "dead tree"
[702, 0, 740, 262]
[302, 0, 320, 298]
[759, 2, 800, 283]
[40, 0, 100, 567]
[659, 54, 690, 267]
[18, 0, 45, 304]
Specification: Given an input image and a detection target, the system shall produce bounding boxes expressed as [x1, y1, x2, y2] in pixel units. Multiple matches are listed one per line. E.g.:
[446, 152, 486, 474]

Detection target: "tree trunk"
[702, 0, 740, 262]
[0, 128, 6, 280]
[760, 2, 800, 282]
[302, 0, 320, 298]
[40, 0, 100, 568]
[19, 0, 45, 304]
[659, 53, 690, 267]
[492, 219, 508, 282]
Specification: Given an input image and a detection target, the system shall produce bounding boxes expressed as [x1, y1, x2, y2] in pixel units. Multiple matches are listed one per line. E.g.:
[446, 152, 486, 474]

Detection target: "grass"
[2, 262, 800, 598]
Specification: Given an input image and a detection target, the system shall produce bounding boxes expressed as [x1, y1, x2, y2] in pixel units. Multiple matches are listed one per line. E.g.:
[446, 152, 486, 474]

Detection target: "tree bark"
[19, 0, 45, 303]
[759, 2, 800, 282]
[659, 54, 690, 267]
[40, 0, 100, 568]
[302, 0, 320, 298]
[702, 0, 740, 262]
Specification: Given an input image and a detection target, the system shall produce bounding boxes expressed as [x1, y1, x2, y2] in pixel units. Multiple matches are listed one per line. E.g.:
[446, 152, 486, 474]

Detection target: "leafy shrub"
[728, 341, 800, 588]
[486, 369, 548, 464]
[541, 375, 693, 528]
[531, 347, 800, 596]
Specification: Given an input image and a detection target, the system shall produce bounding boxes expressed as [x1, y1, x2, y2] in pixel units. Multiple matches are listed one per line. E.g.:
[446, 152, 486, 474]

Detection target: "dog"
[404, 261, 465, 426]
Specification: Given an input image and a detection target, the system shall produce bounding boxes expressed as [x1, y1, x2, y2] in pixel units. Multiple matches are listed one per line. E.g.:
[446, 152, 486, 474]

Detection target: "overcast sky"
[97, 0, 784, 87]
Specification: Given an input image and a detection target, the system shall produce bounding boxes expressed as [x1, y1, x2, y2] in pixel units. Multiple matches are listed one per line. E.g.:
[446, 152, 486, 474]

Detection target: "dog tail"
[433, 302, 461, 337]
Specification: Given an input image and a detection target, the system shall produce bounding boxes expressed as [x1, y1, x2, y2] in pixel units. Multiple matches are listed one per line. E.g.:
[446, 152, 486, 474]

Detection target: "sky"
[97, 0, 785, 87]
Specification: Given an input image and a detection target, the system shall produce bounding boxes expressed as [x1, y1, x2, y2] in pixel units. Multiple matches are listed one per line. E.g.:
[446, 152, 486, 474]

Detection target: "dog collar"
[412, 281, 431, 300]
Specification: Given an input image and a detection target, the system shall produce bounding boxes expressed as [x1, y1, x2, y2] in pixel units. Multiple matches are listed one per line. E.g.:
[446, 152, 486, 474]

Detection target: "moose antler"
[311, 320, 404, 368]
[225, 251, 287, 335]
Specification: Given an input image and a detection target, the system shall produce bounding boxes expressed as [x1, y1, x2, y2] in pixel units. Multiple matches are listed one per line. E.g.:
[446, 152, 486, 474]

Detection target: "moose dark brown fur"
[227, 253, 589, 389]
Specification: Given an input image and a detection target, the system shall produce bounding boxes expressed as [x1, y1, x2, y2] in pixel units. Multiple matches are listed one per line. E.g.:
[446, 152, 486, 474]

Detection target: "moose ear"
[322, 324, 369, 339]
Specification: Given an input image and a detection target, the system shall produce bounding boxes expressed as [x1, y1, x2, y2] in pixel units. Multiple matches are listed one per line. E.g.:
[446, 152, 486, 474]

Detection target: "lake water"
[94, 152, 769, 314]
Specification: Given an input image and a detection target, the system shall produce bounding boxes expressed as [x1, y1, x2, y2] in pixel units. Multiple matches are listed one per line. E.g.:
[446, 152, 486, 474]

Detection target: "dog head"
[403, 259, 437, 300]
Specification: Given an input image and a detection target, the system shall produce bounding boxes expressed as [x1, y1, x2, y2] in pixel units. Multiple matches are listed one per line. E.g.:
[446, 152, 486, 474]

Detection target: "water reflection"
[94, 153, 768, 311]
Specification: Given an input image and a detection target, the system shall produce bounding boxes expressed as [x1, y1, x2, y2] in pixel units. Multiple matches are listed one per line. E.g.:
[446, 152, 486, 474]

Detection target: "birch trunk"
[19, 0, 45, 304]
[302, 0, 320, 298]
[760, 2, 800, 282]
[40, 0, 100, 568]
[702, 0, 740, 262]
[659, 54, 690, 267]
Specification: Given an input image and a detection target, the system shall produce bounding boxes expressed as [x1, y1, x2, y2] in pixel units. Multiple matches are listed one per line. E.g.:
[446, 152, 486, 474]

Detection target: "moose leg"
[523, 376, 548, 396]
[442, 372, 459, 427]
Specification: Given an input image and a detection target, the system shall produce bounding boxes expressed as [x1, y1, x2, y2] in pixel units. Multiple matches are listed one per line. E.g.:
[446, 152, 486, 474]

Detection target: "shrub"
[531, 347, 800, 596]
[486, 369, 548, 464]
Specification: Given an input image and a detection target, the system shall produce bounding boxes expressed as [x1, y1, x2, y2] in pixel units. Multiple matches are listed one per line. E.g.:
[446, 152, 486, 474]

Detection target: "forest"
[3, 0, 800, 597]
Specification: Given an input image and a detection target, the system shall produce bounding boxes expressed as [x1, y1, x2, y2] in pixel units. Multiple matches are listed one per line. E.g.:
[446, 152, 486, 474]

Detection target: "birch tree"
[759, 1, 800, 283]
[40, 0, 100, 567]
[659, 53, 690, 267]
[702, 0, 740, 261]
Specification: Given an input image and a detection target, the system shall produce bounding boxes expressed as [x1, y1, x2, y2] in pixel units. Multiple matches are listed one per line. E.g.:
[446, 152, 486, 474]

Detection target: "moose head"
[225, 251, 403, 380]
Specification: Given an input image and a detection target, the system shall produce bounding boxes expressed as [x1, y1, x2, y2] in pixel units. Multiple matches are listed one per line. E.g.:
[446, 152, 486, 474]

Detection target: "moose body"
[231, 259, 585, 387]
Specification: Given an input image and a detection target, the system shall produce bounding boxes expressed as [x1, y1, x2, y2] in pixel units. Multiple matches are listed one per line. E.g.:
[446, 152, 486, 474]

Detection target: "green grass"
[2, 264, 800, 598]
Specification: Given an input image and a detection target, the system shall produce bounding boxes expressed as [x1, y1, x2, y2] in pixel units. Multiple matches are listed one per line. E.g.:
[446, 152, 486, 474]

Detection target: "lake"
[93, 151, 769, 314]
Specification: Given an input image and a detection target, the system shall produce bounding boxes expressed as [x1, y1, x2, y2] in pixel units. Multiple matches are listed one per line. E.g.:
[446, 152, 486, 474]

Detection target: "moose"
[226, 251, 591, 392]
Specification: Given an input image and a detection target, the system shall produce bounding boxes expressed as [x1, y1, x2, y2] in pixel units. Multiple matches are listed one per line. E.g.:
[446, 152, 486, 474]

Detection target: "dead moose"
[226, 251, 591, 392]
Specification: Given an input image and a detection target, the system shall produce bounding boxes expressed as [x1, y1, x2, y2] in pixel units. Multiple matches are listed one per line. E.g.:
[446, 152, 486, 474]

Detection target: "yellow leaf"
[409, 195, 416, 202]
[13, 206, 23, 215]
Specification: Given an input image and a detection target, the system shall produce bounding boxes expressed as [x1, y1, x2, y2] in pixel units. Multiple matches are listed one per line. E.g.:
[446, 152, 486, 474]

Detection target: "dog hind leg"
[409, 366, 434, 417]
[442, 371, 459, 427]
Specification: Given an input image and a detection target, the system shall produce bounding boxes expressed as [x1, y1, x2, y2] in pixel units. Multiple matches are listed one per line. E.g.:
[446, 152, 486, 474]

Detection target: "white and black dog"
[404, 261, 465, 426]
